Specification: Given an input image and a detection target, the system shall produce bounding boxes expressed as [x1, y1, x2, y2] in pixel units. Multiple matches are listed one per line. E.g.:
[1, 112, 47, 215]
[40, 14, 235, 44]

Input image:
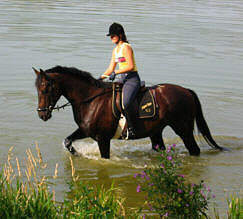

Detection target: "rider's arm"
[101, 49, 117, 79]
[115, 44, 134, 74]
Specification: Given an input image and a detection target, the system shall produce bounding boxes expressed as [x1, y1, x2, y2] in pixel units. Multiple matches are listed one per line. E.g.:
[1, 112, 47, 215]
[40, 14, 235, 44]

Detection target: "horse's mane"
[45, 66, 111, 89]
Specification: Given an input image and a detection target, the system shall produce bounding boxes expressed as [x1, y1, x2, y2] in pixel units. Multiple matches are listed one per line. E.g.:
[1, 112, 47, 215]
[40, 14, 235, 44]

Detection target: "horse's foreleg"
[64, 128, 85, 154]
[150, 131, 166, 151]
[97, 138, 111, 159]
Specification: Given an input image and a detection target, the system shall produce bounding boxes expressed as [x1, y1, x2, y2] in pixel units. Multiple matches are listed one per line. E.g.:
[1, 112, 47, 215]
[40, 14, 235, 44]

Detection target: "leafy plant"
[135, 145, 213, 218]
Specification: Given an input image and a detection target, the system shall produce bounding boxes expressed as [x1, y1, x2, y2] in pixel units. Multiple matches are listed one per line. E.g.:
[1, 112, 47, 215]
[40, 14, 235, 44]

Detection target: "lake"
[0, 0, 242, 216]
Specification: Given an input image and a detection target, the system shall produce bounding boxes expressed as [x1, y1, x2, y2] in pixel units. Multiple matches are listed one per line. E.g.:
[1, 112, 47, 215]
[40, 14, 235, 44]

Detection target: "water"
[0, 0, 243, 216]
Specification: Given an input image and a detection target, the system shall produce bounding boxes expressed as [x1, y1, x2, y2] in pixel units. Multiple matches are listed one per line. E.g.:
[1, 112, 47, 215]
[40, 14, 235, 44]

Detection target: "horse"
[33, 66, 227, 159]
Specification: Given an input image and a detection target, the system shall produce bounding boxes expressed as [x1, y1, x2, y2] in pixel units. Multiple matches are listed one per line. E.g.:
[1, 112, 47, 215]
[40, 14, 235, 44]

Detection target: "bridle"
[37, 79, 112, 113]
[37, 102, 71, 112]
[36, 79, 64, 113]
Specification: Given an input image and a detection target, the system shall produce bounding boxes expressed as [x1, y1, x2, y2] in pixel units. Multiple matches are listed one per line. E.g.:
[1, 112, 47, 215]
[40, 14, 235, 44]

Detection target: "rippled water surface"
[0, 0, 242, 216]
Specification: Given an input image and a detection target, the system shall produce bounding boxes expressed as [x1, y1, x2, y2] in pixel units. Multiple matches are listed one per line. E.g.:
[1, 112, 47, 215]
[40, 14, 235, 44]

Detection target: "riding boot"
[123, 110, 136, 139]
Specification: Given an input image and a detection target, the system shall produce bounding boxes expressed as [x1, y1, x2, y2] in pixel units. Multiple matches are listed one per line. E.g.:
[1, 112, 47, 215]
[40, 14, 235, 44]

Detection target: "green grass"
[0, 146, 131, 219]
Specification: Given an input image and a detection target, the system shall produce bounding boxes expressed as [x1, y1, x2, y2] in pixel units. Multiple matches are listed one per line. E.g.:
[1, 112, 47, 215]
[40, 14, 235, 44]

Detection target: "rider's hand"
[109, 72, 116, 81]
[98, 74, 108, 80]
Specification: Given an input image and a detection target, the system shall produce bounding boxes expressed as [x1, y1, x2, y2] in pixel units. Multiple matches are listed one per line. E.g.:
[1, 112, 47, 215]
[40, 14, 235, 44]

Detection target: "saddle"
[112, 81, 158, 119]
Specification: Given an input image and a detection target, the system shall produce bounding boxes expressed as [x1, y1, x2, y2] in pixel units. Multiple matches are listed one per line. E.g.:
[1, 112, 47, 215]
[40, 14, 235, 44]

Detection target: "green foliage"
[135, 145, 213, 218]
[227, 195, 242, 219]
[62, 181, 126, 218]
[0, 175, 58, 219]
[0, 147, 135, 219]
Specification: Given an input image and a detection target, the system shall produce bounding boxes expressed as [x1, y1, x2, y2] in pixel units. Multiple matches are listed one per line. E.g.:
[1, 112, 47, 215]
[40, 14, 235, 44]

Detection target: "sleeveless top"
[114, 43, 138, 72]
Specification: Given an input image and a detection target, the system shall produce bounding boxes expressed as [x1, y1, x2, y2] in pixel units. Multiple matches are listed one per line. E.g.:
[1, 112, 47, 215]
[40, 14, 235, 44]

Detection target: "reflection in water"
[0, 0, 243, 216]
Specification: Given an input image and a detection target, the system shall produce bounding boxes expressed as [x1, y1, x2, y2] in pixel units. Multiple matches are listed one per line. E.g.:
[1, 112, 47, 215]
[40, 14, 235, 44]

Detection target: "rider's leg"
[122, 76, 140, 139]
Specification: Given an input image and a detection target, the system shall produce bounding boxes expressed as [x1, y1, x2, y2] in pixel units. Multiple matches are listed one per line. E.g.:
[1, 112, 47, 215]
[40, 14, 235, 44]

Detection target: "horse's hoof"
[63, 138, 72, 148]
[63, 139, 77, 155]
[68, 146, 76, 155]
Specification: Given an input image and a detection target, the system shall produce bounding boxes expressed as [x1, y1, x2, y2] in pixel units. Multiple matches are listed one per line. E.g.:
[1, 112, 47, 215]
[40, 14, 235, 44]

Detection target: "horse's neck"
[60, 76, 100, 104]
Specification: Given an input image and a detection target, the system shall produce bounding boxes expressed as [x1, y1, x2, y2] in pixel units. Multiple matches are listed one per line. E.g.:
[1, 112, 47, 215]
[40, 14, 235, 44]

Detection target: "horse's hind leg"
[171, 121, 200, 156]
[150, 131, 166, 151]
[181, 133, 200, 156]
[64, 128, 85, 154]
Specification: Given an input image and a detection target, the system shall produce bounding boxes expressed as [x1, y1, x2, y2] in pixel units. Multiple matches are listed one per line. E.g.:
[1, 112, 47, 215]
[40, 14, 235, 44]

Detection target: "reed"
[226, 195, 242, 218]
[0, 145, 58, 218]
[0, 145, 130, 218]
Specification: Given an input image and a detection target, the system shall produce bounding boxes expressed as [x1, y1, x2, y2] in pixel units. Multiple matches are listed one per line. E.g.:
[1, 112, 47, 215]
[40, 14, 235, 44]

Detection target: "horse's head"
[33, 68, 62, 121]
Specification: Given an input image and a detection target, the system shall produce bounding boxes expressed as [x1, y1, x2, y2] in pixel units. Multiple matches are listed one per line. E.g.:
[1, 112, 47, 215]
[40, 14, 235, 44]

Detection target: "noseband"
[37, 105, 54, 112]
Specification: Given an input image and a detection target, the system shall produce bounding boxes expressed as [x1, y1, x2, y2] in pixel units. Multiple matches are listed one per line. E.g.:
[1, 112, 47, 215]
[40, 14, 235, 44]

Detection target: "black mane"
[45, 66, 111, 88]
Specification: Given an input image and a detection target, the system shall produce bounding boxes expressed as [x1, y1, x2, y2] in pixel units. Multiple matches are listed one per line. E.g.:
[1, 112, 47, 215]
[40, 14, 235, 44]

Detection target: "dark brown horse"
[34, 66, 227, 159]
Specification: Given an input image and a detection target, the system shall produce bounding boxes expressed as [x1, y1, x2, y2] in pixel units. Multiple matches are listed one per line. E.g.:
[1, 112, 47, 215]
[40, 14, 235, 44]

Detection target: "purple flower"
[172, 144, 176, 148]
[134, 173, 138, 178]
[143, 214, 146, 219]
[160, 164, 165, 169]
[167, 146, 172, 153]
[189, 191, 194, 195]
[167, 156, 172, 161]
[177, 189, 183, 194]
[155, 144, 159, 150]
[179, 174, 184, 178]
[136, 185, 141, 193]
[212, 194, 216, 198]
[164, 212, 169, 217]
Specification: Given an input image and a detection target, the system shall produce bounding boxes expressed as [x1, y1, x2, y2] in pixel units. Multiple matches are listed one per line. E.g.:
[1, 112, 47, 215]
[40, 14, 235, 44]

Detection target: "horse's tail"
[189, 89, 226, 151]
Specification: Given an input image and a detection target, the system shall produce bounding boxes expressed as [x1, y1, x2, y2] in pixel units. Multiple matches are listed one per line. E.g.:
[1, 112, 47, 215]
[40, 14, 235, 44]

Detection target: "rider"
[100, 22, 141, 139]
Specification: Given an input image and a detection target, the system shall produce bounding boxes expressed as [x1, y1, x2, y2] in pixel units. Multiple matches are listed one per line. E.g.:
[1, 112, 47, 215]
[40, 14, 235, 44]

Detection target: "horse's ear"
[33, 67, 40, 75]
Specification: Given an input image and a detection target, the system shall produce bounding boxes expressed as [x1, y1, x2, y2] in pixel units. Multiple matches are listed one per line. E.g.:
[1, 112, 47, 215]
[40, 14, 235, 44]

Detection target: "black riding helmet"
[106, 22, 125, 36]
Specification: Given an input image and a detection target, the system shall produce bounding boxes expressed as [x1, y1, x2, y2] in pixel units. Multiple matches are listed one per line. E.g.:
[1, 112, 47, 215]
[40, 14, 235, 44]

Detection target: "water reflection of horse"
[34, 66, 227, 159]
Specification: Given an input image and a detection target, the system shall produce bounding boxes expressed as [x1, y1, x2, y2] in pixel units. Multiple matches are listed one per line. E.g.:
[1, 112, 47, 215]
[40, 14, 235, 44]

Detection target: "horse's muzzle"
[38, 110, 52, 121]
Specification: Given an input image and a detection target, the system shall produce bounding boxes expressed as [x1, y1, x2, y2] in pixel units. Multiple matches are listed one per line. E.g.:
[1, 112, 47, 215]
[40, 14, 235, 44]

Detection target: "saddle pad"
[112, 84, 156, 119]
[138, 89, 156, 118]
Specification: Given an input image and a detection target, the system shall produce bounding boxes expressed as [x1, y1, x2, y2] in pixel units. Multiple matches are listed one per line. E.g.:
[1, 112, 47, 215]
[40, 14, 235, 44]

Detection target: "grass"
[0, 145, 131, 218]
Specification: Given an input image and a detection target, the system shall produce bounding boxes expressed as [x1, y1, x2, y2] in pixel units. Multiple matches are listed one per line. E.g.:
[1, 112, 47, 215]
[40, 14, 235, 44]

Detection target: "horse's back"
[151, 83, 196, 117]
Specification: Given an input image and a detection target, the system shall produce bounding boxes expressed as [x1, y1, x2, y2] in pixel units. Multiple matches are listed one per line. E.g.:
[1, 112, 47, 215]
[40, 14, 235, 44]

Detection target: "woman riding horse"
[100, 23, 140, 139]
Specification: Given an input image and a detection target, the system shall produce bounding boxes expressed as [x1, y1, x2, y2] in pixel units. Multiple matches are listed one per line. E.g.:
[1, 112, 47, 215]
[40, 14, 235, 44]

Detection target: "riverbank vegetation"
[0, 145, 242, 218]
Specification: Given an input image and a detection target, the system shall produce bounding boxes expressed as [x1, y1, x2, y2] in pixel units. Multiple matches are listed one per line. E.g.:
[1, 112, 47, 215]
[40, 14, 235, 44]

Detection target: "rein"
[80, 89, 112, 104]
[37, 89, 112, 112]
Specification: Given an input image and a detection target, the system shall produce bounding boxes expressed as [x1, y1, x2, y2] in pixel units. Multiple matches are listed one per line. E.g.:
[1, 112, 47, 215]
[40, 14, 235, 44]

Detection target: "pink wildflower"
[136, 185, 141, 193]
[164, 212, 169, 217]
[167, 156, 172, 161]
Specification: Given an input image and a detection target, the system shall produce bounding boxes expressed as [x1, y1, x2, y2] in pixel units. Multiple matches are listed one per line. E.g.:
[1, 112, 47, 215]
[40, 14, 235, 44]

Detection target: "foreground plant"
[135, 145, 213, 218]
[227, 195, 242, 219]
[0, 146, 58, 218]
[0, 146, 131, 218]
